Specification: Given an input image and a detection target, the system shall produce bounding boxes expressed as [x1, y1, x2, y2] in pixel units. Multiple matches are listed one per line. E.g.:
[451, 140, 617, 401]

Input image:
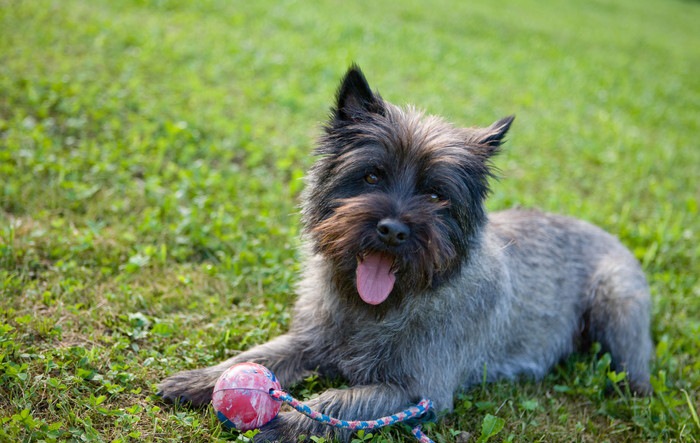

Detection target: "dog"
[158, 66, 653, 441]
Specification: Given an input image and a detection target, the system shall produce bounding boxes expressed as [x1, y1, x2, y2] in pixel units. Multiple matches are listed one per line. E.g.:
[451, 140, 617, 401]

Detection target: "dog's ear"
[480, 115, 515, 147]
[334, 65, 385, 120]
[468, 115, 515, 156]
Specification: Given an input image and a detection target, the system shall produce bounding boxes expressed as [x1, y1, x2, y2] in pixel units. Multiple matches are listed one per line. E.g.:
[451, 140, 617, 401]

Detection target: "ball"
[212, 362, 282, 431]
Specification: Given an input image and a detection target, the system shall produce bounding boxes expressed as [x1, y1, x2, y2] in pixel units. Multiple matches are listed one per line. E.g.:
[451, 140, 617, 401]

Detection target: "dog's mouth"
[355, 252, 397, 305]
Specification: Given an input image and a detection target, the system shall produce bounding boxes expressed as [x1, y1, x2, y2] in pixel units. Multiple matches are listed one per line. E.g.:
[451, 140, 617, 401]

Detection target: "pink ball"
[212, 362, 282, 431]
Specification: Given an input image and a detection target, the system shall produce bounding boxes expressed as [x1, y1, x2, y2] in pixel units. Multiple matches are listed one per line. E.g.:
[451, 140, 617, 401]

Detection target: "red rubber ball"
[212, 362, 282, 431]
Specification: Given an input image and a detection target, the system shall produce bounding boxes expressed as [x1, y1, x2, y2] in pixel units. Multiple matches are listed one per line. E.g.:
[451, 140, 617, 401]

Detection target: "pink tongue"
[356, 253, 396, 305]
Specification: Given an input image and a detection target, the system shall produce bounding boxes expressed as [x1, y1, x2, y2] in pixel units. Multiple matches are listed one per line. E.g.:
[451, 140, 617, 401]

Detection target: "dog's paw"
[157, 368, 219, 406]
[251, 414, 288, 443]
[252, 427, 283, 443]
[629, 379, 653, 397]
[252, 412, 339, 443]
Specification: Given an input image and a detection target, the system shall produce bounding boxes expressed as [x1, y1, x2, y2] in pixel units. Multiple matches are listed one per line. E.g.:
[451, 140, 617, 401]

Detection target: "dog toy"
[212, 362, 436, 442]
[212, 362, 282, 430]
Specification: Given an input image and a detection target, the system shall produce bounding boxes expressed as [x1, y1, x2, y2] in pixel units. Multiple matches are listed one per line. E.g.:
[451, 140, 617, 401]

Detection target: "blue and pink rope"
[268, 389, 435, 442]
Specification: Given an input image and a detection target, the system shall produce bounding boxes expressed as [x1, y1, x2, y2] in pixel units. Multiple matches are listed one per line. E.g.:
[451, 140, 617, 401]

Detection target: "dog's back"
[482, 208, 652, 394]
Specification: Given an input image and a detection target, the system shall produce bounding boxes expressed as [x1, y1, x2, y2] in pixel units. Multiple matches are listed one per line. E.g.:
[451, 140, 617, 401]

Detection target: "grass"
[0, 0, 698, 441]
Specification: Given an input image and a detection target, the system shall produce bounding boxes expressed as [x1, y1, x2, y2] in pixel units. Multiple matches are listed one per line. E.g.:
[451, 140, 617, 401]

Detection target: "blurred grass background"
[1, 0, 698, 441]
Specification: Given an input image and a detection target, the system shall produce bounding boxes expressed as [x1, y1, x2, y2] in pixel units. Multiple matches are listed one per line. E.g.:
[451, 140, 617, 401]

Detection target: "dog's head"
[302, 66, 513, 307]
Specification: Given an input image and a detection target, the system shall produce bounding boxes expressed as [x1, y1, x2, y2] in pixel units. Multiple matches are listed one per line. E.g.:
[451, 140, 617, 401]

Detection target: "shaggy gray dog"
[158, 66, 653, 441]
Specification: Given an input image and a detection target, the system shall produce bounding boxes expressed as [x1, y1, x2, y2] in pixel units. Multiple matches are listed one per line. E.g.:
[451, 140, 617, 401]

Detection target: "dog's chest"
[332, 322, 408, 383]
[321, 304, 439, 385]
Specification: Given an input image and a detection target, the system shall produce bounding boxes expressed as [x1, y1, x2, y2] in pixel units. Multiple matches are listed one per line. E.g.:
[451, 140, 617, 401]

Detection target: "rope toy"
[212, 362, 436, 442]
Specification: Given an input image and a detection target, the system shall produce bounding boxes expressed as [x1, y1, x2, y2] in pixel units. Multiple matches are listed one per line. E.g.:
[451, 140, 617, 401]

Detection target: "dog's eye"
[428, 193, 441, 203]
[364, 173, 380, 185]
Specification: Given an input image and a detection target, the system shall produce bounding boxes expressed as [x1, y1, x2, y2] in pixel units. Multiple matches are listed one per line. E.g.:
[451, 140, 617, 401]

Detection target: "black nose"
[376, 218, 410, 246]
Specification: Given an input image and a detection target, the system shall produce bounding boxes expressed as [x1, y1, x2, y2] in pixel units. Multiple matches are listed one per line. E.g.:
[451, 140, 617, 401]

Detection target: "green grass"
[1, 0, 698, 441]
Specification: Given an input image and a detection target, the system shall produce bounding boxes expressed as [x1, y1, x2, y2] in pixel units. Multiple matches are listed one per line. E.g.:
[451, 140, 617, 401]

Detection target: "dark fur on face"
[302, 66, 514, 307]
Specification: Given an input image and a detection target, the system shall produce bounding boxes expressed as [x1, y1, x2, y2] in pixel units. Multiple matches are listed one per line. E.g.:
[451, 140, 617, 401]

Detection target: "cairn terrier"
[158, 66, 653, 441]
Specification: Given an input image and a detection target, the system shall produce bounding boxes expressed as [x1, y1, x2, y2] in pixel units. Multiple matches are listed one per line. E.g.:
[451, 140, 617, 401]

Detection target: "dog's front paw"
[252, 413, 289, 443]
[157, 368, 221, 406]
[253, 412, 341, 443]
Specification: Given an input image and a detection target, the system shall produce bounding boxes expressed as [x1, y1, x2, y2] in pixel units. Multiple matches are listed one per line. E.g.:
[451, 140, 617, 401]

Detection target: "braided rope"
[410, 425, 434, 443]
[268, 389, 435, 442]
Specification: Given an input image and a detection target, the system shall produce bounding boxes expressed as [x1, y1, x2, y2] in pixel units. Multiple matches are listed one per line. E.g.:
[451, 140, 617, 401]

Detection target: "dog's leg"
[254, 383, 451, 442]
[587, 253, 654, 395]
[158, 333, 313, 406]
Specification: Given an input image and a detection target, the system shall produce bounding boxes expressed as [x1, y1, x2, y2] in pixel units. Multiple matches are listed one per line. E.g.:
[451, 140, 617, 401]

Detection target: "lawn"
[1, 0, 698, 441]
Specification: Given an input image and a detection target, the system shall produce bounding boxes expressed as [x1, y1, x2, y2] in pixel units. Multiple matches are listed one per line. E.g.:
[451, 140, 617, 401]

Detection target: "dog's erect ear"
[468, 115, 515, 156]
[480, 115, 515, 147]
[334, 65, 385, 120]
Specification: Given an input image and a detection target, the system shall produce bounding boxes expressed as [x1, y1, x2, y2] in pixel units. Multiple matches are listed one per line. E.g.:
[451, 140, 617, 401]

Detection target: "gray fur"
[158, 67, 652, 442]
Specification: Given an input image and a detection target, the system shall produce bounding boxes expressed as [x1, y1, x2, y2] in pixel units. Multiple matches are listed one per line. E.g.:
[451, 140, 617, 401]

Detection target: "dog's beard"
[310, 192, 462, 306]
